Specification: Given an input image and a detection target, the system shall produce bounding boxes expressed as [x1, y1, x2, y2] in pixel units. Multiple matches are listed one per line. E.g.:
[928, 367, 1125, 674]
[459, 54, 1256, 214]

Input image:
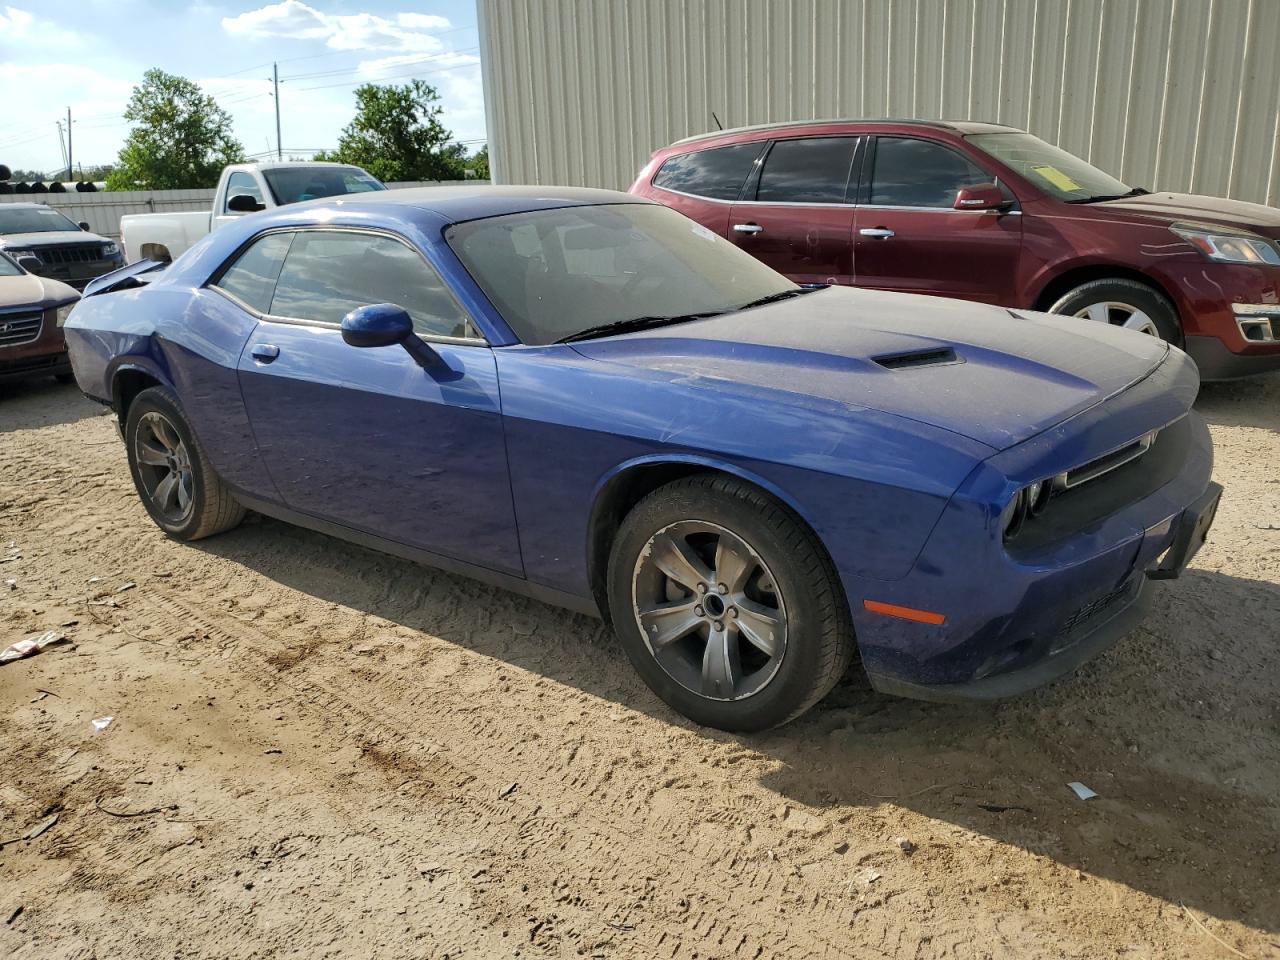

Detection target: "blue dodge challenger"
[64, 186, 1220, 731]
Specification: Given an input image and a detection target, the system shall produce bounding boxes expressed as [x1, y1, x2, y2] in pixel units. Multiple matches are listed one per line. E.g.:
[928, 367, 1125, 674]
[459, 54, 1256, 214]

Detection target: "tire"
[124, 385, 245, 540]
[54, 372, 76, 385]
[607, 474, 855, 732]
[1047, 278, 1181, 343]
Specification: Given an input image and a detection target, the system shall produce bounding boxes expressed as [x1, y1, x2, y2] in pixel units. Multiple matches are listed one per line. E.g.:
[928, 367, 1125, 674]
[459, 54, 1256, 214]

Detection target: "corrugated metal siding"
[0, 181, 485, 239]
[479, 0, 1280, 205]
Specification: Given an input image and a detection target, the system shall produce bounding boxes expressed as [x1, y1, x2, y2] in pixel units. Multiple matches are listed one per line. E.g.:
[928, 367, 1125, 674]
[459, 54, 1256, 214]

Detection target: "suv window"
[755, 137, 858, 204]
[870, 137, 991, 208]
[269, 230, 474, 339]
[652, 143, 763, 200]
[223, 172, 264, 214]
[212, 232, 292, 313]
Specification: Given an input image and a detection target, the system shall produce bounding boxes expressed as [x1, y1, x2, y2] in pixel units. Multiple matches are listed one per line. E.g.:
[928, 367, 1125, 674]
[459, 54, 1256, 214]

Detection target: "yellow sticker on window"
[1033, 165, 1083, 193]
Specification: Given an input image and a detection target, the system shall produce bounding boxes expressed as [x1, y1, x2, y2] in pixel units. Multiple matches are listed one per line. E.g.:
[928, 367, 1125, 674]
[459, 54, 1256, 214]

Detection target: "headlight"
[55, 302, 75, 326]
[102, 242, 120, 257]
[1171, 223, 1280, 266]
[1001, 479, 1055, 541]
[6, 249, 37, 261]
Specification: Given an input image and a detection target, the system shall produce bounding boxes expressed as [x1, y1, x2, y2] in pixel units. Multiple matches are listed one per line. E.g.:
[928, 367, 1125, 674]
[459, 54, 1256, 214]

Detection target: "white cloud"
[0, 6, 33, 32]
[222, 1, 452, 53]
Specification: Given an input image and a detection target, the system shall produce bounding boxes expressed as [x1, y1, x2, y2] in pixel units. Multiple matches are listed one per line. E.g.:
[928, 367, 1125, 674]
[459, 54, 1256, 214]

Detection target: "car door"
[728, 136, 861, 285]
[221, 227, 523, 576]
[212, 171, 265, 232]
[852, 136, 1023, 304]
[647, 141, 767, 235]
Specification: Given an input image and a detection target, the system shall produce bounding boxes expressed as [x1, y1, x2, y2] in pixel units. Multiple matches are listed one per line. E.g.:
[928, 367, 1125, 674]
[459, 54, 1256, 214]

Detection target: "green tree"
[315, 81, 466, 182]
[465, 145, 489, 180]
[106, 69, 245, 190]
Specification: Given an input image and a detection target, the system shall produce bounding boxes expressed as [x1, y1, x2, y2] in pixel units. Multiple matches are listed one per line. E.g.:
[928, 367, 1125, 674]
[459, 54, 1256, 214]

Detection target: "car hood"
[0, 230, 112, 247]
[0, 271, 78, 308]
[569, 287, 1169, 451]
[1093, 192, 1280, 238]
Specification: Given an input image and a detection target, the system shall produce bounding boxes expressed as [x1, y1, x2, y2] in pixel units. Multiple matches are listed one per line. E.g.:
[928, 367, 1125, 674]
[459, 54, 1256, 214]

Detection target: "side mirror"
[16, 255, 42, 272]
[954, 183, 1010, 212]
[78, 221, 91, 231]
[341, 303, 444, 370]
[227, 194, 265, 213]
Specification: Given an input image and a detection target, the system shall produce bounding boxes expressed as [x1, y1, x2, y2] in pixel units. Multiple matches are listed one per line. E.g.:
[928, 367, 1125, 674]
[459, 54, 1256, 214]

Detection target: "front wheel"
[607, 475, 856, 732]
[124, 385, 245, 540]
[1047, 278, 1181, 343]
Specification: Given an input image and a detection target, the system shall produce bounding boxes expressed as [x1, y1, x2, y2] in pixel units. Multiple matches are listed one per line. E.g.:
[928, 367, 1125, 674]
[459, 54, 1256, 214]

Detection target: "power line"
[280, 47, 480, 82]
[292, 58, 482, 93]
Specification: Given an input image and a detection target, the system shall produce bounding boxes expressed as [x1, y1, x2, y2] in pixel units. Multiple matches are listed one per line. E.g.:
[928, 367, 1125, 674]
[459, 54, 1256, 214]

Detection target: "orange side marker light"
[863, 600, 946, 625]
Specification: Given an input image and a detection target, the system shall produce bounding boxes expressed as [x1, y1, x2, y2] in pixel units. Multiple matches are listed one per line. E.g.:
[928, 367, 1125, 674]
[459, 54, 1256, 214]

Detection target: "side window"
[870, 138, 991, 208]
[223, 172, 264, 214]
[755, 137, 858, 204]
[652, 143, 764, 200]
[269, 231, 474, 339]
[212, 232, 292, 313]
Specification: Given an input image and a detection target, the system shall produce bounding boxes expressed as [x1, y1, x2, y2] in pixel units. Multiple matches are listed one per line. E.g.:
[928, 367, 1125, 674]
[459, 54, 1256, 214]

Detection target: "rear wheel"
[607, 475, 855, 731]
[1048, 278, 1181, 343]
[124, 385, 245, 540]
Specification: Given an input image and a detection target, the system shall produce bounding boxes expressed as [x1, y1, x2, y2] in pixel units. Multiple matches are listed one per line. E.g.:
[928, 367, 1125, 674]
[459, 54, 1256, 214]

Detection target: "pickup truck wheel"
[607, 474, 856, 732]
[1048, 279, 1181, 343]
[125, 385, 245, 541]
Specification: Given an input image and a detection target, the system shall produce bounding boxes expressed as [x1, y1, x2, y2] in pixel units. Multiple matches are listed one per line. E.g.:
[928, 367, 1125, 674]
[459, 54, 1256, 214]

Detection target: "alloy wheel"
[1073, 300, 1161, 336]
[631, 520, 787, 701]
[134, 411, 195, 524]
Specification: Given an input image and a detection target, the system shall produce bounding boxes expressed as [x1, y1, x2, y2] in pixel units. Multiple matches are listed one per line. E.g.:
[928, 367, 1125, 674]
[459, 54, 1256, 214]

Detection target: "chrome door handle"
[250, 344, 280, 363]
[859, 228, 895, 238]
[733, 223, 764, 235]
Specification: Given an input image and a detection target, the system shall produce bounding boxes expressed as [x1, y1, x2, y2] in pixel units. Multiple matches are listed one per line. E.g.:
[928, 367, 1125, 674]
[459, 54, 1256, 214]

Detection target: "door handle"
[250, 344, 280, 363]
[733, 223, 764, 235]
[859, 228, 895, 239]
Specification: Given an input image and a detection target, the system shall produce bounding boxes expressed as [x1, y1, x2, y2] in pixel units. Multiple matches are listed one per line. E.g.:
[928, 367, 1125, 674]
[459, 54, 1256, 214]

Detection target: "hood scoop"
[872, 347, 959, 370]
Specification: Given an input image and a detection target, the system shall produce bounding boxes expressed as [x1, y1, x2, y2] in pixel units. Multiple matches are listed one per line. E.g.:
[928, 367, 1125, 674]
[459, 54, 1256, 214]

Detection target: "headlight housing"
[101, 241, 120, 258]
[5, 249, 38, 262]
[55, 302, 75, 326]
[1171, 223, 1280, 266]
[1001, 479, 1054, 541]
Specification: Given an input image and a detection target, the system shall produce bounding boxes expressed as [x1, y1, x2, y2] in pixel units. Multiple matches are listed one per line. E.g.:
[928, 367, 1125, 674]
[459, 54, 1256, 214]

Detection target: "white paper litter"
[1, 631, 67, 665]
[1067, 781, 1098, 800]
[91, 717, 114, 732]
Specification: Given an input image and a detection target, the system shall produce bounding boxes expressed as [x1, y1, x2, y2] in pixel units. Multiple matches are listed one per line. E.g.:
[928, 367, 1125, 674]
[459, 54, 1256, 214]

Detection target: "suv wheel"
[1048, 278, 1181, 343]
[607, 475, 855, 732]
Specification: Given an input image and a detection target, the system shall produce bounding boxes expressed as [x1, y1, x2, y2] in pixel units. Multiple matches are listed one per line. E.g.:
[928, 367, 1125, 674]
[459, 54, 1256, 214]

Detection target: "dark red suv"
[630, 120, 1280, 380]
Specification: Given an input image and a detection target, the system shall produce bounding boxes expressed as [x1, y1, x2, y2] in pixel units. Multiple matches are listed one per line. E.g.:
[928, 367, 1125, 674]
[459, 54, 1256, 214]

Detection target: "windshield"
[446, 203, 797, 345]
[261, 165, 386, 205]
[0, 253, 22, 276]
[968, 132, 1133, 202]
[0, 206, 81, 235]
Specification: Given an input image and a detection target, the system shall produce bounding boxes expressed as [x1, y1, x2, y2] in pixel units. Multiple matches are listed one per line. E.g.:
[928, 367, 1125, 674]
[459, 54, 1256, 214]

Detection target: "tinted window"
[870, 138, 991, 207]
[213, 232, 292, 313]
[756, 137, 857, 203]
[652, 143, 763, 200]
[0, 206, 80, 234]
[446, 203, 796, 346]
[223, 172, 264, 214]
[262, 166, 386, 205]
[270, 230, 472, 338]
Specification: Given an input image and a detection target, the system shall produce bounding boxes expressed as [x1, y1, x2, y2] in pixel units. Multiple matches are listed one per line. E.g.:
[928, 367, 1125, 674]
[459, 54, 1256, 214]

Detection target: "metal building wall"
[477, 0, 1280, 205]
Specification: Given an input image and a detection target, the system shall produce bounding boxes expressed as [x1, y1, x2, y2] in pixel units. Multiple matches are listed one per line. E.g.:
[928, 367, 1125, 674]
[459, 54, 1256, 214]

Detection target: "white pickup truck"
[120, 161, 384, 263]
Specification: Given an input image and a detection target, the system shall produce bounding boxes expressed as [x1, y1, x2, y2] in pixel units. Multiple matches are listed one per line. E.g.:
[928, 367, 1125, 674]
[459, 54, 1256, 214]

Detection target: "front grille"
[1059, 583, 1129, 635]
[32, 244, 107, 265]
[0, 311, 42, 347]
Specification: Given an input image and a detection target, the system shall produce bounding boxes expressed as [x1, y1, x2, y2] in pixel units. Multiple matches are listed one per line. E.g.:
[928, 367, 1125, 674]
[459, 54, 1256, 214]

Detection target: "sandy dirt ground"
[1, 375, 1277, 960]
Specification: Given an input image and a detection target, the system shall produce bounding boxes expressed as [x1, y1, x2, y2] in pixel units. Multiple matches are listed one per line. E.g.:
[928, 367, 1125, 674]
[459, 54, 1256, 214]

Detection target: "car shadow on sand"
[0, 378, 103, 431]
[1195, 372, 1279, 431]
[193, 517, 1279, 936]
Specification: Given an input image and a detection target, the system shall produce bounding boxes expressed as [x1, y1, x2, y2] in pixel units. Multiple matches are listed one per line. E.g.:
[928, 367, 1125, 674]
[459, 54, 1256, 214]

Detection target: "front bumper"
[867, 481, 1221, 702]
[846, 351, 1216, 699]
[1185, 334, 1280, 380]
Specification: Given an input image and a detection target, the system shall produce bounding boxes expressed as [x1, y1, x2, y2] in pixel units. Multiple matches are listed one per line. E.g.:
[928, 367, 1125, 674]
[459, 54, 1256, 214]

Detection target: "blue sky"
[0, 1, 484, 176]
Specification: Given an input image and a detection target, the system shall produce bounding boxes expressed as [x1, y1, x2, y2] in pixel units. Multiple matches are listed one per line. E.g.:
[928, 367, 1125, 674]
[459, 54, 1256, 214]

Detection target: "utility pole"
[66, 106, 73, 182]
[273, 63, 282, 161]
